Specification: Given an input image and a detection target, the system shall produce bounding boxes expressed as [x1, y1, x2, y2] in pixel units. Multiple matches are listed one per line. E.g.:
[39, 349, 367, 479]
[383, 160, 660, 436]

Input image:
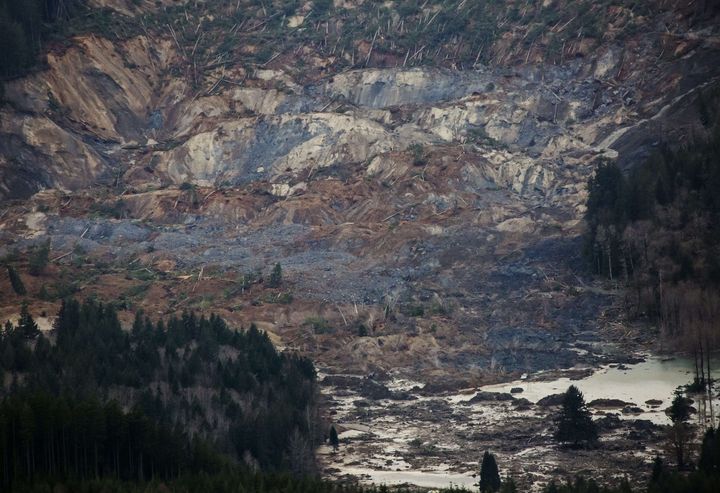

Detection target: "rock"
[322, 68, 490, 109]
[589, 398, 634, 408]
[621, 406, 644, 414]
[594, 47, 621, 79]
[465, 391, 515, 404]
[510, 387, 524, 394]
[321, 375, 362, 387]
[630, 419, 659, 432]
[496, 216, 536, 234]
[627, 430, 644, 441]
[321, 375, 411, 401]
[596, 413, 621, 431]
[157, 113, 397, 187]
[645, 399, 663, 406]
[512, 398, 532, 409]
[537, 393, 565, 407]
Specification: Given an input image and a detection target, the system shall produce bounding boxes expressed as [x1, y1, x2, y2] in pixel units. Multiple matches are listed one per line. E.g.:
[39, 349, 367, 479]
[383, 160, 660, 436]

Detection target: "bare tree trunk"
[700, 336, 706, 387]
[707, 336, 714, 427]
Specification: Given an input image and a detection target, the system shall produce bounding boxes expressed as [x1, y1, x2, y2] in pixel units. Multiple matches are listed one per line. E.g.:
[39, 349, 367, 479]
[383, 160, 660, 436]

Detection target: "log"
[365, 28, 379, 67]
[51, 251, 72, 262]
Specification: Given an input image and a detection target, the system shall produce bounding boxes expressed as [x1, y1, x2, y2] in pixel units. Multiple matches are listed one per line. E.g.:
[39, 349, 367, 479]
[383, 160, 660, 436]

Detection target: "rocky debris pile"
[322, 375, 415, 401]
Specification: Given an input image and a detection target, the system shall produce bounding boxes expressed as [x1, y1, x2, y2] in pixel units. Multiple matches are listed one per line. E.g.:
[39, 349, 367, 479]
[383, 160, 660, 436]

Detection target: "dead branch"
[262, 51, 282, 67]
[51, 251, 73, 262]
[365, 28, 379, 67]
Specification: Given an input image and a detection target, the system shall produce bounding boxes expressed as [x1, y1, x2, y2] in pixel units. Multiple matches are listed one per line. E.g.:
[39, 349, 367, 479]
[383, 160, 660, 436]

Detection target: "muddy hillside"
[1, 0, 720, 389]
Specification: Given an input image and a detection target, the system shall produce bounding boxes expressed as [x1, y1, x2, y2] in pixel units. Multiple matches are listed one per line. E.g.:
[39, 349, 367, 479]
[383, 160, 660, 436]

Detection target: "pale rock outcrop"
[156, 112, 396, 186]
[0, 112, 106, 197]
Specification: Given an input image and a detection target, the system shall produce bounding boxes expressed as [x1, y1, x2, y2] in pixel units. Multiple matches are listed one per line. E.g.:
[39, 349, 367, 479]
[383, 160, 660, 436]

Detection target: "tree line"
[0, 0, 85, 78]
[0, 393, 226, 488]
[584, 86, 720, 378]
[0, 298, 321, 476]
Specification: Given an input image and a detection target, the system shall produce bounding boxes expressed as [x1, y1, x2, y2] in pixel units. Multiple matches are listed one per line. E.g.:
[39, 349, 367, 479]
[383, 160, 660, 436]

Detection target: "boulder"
[465, 391, 515, 404]
[537, 393, 565, 407]
[589, 398, 634, 408]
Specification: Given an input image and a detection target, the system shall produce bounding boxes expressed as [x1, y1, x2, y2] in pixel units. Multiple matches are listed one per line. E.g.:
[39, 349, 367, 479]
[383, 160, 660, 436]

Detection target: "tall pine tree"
[18, 301, 39, 340]
[329, 425, 339, 451]
[554, 385, 597, 448]
[479, 450, 501, 493]
[6, 265, 26, 295]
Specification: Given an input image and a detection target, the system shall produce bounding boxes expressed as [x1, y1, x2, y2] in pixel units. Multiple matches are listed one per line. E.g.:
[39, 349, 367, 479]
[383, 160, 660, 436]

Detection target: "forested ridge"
[0, 0, 86, 77]
[584, 85, 720, 358]
[0, 299, 321, 486]
[2, 302, 720, 492]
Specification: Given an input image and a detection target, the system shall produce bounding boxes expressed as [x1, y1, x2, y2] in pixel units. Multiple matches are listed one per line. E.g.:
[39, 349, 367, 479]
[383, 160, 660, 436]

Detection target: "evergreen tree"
[1, 298, 320, 475]
[479, 450, 501, 493]
[1, 333, 15, 369]
[699, 428, 720, 475]
[667, 391, 693, 468]
[669, 391, 691, 424]
[6, 265, 26, 295]
[499, 477, 518, 493]
[0, 14, 32, 76]
[650, 455, 665, 483]
[28, 240, 50, 276]
[554, 385, 597, 448]
[18, 301, 39, 339]
[329, 425, 339, 451]
[268, 263, 282, 288]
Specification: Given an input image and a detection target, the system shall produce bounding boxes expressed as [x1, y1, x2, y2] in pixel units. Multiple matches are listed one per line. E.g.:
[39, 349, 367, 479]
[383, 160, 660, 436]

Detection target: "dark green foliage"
[0, 299, 319, 473]
[312, 0, 333, 16]
[28, 239, 50, 276]
[669, 391, 691, 424]
[699, 428, 720, 475]
[304, 316, 332, 334]
[408, 143, 427, 166]
[650, 456, 665, 483]
[647, 470, 720, 493]
[584, 160, 627, 279]
[0, 0, 85, 78]
[17, 301, 39, 339]
[0, 393, 226, 487]
[543, 476, 630, 493]
[403, 304, 425, 317]
[0, 16, 31, 77]
[6, 264, 26, 295]
[554, 385, 598, 448]
[479, 450, 501, 493]
[584, 86, 720, 287]
[90, 199, 128, 219]
[499, 477, 518, 493]
[2, 470, 471, 493]
[544, 468, 720, 493]
[329, 425, 339, 451]
[268, 262, 282, 288]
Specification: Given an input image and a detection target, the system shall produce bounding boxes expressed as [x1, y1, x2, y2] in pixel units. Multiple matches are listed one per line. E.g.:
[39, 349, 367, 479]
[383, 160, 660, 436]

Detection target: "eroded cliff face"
[1, 1, 719, 383]
[0, 33, 174, 197]
[1, 1, 718, 202]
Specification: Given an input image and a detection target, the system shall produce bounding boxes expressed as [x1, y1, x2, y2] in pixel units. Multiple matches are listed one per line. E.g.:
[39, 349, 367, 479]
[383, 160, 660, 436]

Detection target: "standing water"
[480, 354, 720, 425]
[324, 354, 719, 489]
